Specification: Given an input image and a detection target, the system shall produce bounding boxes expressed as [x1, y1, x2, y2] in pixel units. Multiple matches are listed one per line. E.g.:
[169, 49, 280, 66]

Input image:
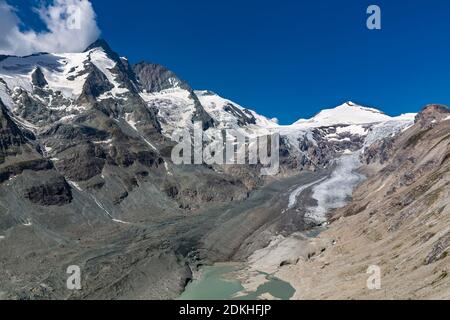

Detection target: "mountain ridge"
[1, 39, 447, 300]
[0, 39, 416, 130]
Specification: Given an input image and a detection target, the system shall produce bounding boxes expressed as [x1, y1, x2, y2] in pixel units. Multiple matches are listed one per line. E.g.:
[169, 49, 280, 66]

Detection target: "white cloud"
[0, 0, 100, 56]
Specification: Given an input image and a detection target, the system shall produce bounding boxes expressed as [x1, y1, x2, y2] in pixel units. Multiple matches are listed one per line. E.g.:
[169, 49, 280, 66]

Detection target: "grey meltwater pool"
[178, 263, 296, 300]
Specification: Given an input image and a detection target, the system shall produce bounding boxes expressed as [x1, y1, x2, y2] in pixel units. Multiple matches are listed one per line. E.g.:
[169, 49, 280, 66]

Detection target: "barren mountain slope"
[276, 104, 450, 299]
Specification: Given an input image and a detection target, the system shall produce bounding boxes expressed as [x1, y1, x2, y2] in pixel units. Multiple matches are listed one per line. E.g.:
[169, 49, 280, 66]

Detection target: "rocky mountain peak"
[84, 38, 112, 52]
[133, 62, 190, 93]
[31, 67, 48, 88]
[342, 101, 357, 107]
[335, 101, 384, 113]
[84, 39, 121, 62]
[134, 61, 216, 131]
[414, 104, 450, 126]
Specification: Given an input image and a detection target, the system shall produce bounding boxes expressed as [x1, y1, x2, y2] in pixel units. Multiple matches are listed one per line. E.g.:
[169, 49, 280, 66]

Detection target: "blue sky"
[7, 0, 450, 124]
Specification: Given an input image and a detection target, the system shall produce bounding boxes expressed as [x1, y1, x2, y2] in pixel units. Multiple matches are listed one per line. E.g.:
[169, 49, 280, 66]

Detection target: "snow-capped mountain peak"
[0, 39, 135, 107]
[195, 90, 278, 130]
[84, 39, 121, 62]
[293, 101, 392, 127]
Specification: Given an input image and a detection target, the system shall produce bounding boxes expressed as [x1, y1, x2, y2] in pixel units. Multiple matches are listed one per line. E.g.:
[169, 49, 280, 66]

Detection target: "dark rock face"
[0, 159, 53, 183]
[110, 62, 139, 94]
[136, 150, 163, 167]
[105, 145, 163, 168]
[77, 64, 114, 104]
[24, 175, 72, 206]
[190, 94, 216, 130]
[56, 143, 106, 181]
[84, 39, 138, 93]
[223, 103, 256, 126]
[134, 62, 215, 130]
[278, 125, 367, 172]
[44, 123, 110, 144]
[106, 145, 135, 167]
[133, 62, 190, 93]
[31, 67, 48, 88]
[0, 100, 28, 164]
[164, 184, 179, 199]
[11, 88, 57, 124]
[123, 96, 163, 134]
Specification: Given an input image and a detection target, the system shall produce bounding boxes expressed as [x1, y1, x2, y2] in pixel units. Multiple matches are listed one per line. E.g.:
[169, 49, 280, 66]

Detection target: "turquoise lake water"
[178, 264, 295, 300]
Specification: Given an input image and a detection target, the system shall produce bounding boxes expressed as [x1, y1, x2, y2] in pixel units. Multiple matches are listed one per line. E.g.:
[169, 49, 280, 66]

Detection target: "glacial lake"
[178, 263, 295, 300]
